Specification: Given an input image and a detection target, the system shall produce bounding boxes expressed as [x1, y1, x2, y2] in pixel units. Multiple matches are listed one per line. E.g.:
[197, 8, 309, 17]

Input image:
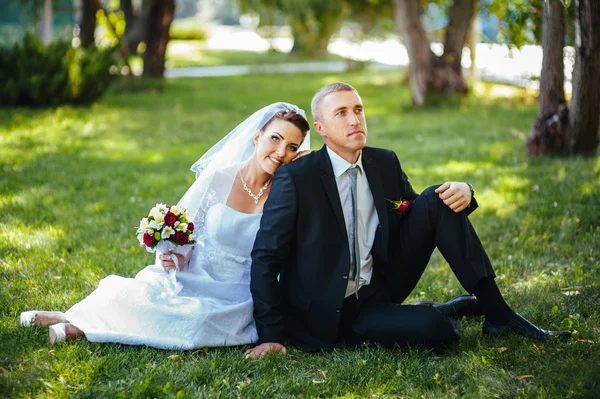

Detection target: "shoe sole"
[48, 323, 66, 345]
[49, 327, 58, 345]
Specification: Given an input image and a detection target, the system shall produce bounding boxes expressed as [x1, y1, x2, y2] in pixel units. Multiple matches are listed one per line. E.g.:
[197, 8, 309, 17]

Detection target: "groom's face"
[314, 90, 367, 163]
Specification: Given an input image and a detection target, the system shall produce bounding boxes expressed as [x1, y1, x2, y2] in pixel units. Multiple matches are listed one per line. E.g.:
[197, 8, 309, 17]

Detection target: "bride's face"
[254, 119, 305, 175]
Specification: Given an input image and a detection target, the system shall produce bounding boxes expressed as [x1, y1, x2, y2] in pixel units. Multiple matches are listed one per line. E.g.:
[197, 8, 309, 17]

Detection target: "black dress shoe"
[414, 294, 483, 319]
[482, 313, 572, 341]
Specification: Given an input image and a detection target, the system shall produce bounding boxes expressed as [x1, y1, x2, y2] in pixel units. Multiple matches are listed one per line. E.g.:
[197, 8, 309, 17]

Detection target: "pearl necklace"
[239, 169, 271, 204]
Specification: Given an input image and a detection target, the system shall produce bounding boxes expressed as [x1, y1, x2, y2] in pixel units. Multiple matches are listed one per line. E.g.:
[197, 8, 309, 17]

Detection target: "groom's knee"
[421, 185, 442, 200]
[418, 185, 447, 213]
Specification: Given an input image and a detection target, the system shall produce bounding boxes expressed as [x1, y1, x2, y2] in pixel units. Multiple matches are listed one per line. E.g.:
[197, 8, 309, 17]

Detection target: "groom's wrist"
[466, 182, 474, 206]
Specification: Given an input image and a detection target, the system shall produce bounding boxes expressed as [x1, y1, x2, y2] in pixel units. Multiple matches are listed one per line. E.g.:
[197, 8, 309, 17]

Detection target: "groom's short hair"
[311, 82, 358, 122]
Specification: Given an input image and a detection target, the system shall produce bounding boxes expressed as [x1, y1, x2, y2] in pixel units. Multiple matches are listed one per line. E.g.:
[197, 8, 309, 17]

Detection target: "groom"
[246, 82, 570, 357]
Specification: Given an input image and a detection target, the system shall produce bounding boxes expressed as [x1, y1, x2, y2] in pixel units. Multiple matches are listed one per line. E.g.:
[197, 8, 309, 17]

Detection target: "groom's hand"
[435, 182, 472, 213]
[244, 342, 288, 359]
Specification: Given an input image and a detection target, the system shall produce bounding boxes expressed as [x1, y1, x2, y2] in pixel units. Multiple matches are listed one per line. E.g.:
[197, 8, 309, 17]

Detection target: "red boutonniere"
[388, 198, 412, 216]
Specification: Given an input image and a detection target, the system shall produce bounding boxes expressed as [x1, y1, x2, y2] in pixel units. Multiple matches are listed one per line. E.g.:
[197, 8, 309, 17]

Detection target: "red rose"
[397, 200, 412, 215]
[174, 231, 189, 245]
[164, 212, 177, 226]
[187, 222, 194, 232]
[143, 233, 155, 247]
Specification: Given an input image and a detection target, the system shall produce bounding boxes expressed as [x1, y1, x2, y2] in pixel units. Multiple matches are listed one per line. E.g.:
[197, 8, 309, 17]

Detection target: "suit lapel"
[362, 147, 389, 252]
[318, 146, 347, 235]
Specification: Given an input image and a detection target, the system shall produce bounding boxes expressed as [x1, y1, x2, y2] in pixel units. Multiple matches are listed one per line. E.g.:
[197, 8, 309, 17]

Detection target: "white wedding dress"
[64, 203, 260, 349]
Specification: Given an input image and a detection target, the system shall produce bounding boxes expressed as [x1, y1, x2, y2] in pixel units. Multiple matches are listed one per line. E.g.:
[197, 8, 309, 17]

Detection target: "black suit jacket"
[251, 145, 427, 351]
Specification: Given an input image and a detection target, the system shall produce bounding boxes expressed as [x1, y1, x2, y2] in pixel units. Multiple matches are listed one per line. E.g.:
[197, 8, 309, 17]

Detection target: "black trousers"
[337, 185, 495, 349]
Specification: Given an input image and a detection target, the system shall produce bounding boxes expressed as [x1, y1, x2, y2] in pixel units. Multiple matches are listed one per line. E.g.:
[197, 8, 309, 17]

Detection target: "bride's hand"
[293, 150, 311, 161]
[159, 250, 191, 272]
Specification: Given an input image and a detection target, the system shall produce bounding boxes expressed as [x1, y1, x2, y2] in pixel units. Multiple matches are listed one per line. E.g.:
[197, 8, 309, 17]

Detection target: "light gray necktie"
[347, 166, 360, 298]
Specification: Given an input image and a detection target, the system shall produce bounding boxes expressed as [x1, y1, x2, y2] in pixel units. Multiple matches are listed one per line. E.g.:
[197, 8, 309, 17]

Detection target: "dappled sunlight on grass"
[433, 160, 484, 175]
[580, 180, 597, 195]
[472, 81, 537, 104]
[477, 188, 523, 217]
[0, 223, 65, 252]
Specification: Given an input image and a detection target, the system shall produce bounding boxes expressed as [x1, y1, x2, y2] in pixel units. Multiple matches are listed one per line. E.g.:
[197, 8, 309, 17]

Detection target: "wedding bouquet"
[137, 203, 195, 298]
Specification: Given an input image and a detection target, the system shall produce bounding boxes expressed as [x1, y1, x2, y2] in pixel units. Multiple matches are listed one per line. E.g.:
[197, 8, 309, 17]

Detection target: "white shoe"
[20, 311, 65, 327]
[49, 323, 66, 345]
[20, 311, 40, 327]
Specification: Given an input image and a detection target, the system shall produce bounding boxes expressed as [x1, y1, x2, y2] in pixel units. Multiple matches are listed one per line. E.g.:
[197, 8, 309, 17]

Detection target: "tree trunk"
[121, 0, 141, 55]
[394, 0, 438, 105]
[39, 0, 53, 45]
[467, 11, 480, 80]
[527, 0, 569, 156]
[394, 0, 476, 105]
[142, 0, 175, 78]
[569, 0, 600, 154]
[443, 0, 476, 84]
[80, 0, 99, 48]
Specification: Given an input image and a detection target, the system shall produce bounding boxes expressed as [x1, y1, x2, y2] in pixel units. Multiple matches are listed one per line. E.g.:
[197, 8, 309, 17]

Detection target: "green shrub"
[0, 33, 117, 107]
[169, 20, 208, 41]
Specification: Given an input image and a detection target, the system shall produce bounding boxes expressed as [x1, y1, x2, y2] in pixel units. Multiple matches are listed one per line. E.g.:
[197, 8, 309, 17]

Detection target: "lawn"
[1, 71, 599, 398]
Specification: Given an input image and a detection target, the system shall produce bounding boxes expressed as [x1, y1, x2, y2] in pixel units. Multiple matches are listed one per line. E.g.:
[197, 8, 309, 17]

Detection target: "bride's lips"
[268, 156, 283, 167]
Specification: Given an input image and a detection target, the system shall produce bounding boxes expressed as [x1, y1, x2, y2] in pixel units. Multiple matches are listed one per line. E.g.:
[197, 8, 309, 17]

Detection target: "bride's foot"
[49, 323, 85, 345]
[20, 311, 66, 327]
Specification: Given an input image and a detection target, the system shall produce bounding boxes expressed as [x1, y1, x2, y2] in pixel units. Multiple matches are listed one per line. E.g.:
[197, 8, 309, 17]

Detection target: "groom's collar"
[326, 146, 364, 179]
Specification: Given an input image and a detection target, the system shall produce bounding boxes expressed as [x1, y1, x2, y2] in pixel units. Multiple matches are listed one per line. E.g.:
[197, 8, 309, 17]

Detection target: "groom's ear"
[313, 120, 325, 138]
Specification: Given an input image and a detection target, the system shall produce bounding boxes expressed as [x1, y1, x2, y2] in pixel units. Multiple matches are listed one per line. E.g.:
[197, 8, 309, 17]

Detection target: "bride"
[20, 102, 310, 349]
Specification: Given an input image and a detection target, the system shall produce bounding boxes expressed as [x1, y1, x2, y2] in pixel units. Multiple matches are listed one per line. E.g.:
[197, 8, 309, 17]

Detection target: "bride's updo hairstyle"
[259, 110, 310, 138]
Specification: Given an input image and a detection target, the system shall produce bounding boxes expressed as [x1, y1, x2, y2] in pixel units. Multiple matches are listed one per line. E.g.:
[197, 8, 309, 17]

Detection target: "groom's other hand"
[244, 342, 288, 358]
[435, 182, 472, 213]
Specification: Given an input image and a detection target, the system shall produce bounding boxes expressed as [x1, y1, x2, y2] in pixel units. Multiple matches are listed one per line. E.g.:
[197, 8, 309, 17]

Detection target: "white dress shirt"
[326, 147, 379, 298]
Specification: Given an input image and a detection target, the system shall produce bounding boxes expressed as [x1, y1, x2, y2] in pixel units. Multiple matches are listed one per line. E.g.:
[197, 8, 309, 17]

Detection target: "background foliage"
[0, 33, 116, 107]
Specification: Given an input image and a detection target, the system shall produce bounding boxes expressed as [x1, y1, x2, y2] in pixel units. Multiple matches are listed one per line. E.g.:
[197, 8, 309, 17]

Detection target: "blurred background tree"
[240, 0, 350, 57]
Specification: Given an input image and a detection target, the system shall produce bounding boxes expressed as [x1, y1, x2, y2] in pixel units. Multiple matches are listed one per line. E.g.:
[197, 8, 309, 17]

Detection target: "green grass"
[1, 72, 599, 398]
[164, 41, 349, 69]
